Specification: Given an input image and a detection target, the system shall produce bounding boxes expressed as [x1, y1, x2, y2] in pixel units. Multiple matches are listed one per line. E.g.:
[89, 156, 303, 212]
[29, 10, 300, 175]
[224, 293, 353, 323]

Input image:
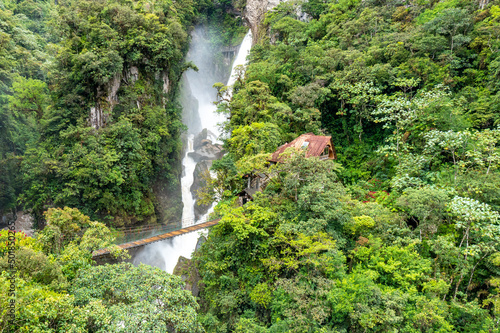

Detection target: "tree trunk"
[454, 270, 465, 300]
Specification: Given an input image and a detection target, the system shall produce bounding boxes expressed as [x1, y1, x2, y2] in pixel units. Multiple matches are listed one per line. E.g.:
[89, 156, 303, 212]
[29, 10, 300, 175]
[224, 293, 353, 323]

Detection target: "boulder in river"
[173, 256, 203, 297]
[193, 128, 210, 150]
[188, 141, 223, 162]
[190, 161, 213, 220]
[173, 236, 207, 296]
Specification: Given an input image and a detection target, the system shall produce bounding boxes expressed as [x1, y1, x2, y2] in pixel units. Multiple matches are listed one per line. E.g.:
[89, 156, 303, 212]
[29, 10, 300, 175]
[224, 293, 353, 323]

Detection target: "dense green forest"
[0, 0, 199, 226]
[2, 0, 500, 332]
[0, 0, 231, 331]
[0, 0, 241, 226]
[195, 0, 500, 331]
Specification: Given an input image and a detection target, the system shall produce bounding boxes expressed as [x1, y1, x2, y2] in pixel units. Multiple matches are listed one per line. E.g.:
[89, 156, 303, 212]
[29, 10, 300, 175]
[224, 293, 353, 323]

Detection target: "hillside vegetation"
[0, 1, 237, 331]
[1, 0, 500, 332]
[0, 0, 212, 226]
[194, 0, 500, 331]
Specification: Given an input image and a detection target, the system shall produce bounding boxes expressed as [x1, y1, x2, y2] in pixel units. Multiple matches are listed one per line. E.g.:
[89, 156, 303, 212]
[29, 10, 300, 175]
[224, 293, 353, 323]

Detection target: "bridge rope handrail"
[109, 217, 221, 245]
[93, 218, 221, 258]
[111, 216, 219, 233]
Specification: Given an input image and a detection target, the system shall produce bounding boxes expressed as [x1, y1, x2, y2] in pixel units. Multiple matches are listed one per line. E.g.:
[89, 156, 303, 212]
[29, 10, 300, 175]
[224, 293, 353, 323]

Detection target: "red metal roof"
[268, 133, 335, 163]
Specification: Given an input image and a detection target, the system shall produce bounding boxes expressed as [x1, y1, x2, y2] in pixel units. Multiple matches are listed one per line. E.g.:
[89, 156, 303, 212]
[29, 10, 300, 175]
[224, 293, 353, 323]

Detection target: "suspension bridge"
[92, 217, 220, 259]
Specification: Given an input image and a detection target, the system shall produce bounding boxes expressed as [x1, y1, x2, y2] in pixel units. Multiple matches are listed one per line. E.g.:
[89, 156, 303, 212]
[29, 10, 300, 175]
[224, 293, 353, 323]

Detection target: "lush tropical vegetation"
[0, 0, 230, 331]
[194, 0, 500, 331]
[2, 0, 500, 332]
[0, 207, 201, 332]
[0, 0, 208, 227]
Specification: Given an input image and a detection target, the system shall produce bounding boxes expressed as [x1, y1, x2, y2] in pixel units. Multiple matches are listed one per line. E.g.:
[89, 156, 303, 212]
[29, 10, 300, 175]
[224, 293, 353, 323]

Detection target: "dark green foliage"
[71, 262, 202, 332]
[196, 0, 500, 331]
[196, 152, 498, 332]
[0, 1, 48, 215]
[0, 0, 204, 225]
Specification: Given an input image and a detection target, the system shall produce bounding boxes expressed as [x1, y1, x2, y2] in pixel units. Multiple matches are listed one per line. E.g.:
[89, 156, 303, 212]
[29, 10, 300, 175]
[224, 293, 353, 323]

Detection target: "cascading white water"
[226, 31, 253, 90]
[133, 29, 253, 274]
[181, 135, 196, 222]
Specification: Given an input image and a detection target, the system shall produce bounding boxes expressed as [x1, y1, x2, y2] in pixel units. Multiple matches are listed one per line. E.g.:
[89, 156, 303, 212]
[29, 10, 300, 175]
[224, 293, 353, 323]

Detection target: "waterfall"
[226, 31, 253, 89]
[181, 135, 196, 224]
[132, 29, 253, 274]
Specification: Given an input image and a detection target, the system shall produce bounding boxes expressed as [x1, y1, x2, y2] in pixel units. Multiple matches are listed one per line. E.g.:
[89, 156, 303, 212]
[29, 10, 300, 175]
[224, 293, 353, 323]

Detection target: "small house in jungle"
[268, 133, 337, 163]
[238, 133, 337, 205]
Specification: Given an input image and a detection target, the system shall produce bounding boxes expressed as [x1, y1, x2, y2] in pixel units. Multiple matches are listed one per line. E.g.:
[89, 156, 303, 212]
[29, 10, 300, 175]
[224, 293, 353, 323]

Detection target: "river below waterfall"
[132, 28, 253, 273]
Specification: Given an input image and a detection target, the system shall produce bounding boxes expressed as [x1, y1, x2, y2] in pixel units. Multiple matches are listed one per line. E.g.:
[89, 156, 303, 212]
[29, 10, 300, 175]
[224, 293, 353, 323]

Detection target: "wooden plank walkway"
[92, 219, 220, 258]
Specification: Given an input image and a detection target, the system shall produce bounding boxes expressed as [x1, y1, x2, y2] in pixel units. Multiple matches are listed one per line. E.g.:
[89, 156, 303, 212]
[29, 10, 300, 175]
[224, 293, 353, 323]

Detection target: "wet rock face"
[188, 128, 223, 163]
[180, 74, 202, 136]
[173, 255, 202, 297]
[89, 71, 123, 129]
[172, 236, 206, 296]
[191, 161, 212, 220]
[195, 235, 206, 251]
[192, 128, 219, 151]
[89, 66, 170, 129]
[193, 128, 209, 150]
[188, 128, 219, 219]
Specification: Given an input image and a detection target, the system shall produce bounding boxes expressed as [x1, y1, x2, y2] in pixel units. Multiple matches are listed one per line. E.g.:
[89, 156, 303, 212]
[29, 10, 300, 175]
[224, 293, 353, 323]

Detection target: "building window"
[323, 146, 329, 156]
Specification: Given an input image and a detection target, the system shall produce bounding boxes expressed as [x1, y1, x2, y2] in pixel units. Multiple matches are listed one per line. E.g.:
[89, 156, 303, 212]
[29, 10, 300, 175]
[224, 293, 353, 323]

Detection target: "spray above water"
[133, 28, 253, 274]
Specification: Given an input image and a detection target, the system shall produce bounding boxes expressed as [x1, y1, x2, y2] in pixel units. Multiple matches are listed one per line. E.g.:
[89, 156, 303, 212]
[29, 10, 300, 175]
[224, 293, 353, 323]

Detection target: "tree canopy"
[194, 0, 500, 331]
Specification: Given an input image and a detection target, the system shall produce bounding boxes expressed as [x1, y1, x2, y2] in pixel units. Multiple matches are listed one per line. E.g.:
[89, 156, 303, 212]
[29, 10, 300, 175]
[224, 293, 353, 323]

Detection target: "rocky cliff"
[244, 0, 287, 41]
[88, 67, 171, 130]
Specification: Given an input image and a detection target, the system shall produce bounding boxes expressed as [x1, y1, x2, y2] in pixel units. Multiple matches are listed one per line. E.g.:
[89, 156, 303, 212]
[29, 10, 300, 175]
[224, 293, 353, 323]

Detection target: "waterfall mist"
[133, 27, 253, 274]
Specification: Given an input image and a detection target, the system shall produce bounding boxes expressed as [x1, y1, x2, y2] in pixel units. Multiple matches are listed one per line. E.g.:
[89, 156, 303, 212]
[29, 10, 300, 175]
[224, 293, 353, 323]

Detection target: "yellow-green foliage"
[0, 229, 39, 253]
[250, 283, 272, 308]
[345, 215, 375, 235]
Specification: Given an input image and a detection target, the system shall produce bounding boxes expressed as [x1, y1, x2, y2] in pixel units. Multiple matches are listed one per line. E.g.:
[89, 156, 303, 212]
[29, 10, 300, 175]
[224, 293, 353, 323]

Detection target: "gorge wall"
[244, 0, 288, 41]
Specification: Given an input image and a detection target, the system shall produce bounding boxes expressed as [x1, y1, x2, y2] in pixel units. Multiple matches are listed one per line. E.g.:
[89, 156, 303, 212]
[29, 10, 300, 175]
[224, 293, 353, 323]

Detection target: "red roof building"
[238, 133, 336, 206]
[268, 133, 336, 163]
